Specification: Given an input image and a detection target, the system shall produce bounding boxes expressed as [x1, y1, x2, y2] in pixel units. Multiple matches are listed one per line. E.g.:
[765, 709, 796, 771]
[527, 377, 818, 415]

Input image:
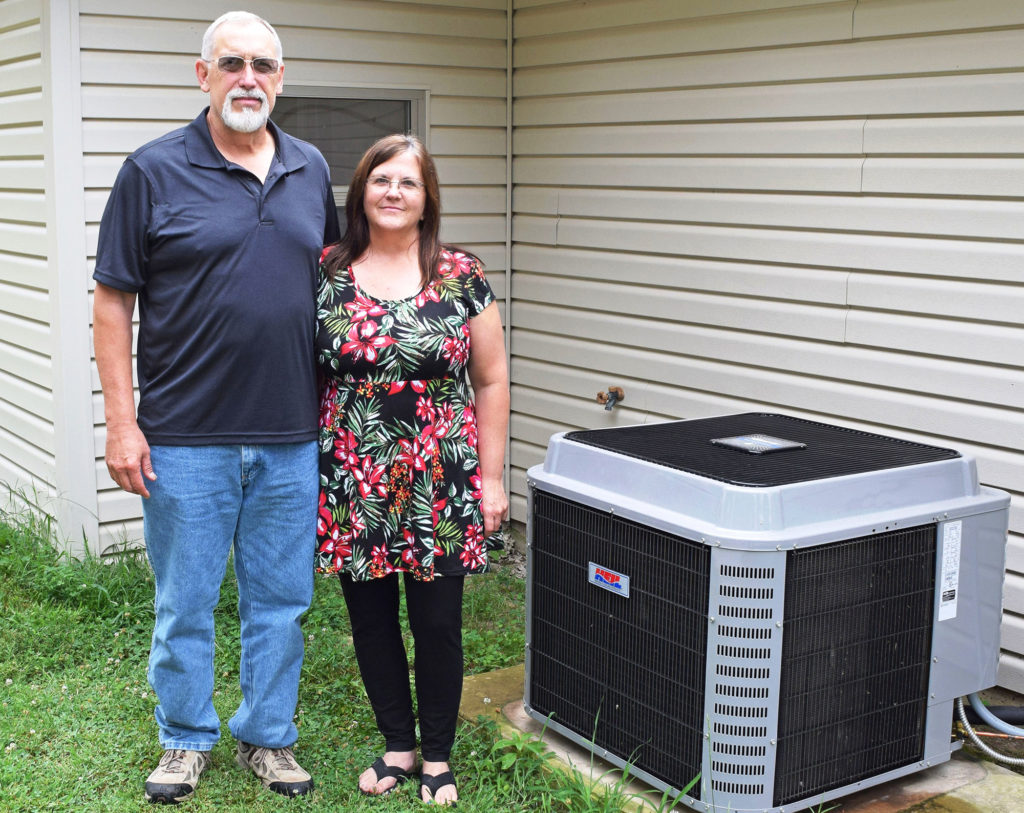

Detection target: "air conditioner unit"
[525, 413, 1008, 813]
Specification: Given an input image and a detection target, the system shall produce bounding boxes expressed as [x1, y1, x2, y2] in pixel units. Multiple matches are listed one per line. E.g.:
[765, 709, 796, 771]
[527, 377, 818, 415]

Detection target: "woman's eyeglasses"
[368, 176, 425, 192]
[205, 55, 280, 74]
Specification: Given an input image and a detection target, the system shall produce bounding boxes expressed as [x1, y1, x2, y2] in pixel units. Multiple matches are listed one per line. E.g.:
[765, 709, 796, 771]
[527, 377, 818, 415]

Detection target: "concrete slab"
[458, 664, 525, 725]
[461, 665, 1024, 812]
[837, 754, 988, 813]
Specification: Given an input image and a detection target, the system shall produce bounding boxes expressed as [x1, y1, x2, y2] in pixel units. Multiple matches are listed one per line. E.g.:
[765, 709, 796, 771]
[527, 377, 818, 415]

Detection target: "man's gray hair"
[201, 11, 283, 62]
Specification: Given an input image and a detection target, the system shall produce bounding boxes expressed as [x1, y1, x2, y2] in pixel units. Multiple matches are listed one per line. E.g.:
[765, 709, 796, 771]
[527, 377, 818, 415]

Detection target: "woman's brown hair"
[323, 134, 476, 285]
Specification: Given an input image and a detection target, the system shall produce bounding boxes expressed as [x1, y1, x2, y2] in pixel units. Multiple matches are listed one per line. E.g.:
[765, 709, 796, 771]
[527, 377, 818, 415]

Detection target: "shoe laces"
[161, 750, 188, 775]
[269, 746, 299, 772]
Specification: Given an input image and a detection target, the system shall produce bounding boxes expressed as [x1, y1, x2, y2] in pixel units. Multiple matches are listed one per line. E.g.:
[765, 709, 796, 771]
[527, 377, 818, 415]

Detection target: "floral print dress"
[315, 249, 496, 581]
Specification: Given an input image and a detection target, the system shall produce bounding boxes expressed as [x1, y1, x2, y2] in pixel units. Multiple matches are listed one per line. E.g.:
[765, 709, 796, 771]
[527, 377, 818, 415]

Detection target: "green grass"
[0, 506, 677, 812]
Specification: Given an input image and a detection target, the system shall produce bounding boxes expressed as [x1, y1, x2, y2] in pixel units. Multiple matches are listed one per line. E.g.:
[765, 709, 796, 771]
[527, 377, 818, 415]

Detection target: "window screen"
[272, 97, 411, 191]
[272, 92, 421, 229]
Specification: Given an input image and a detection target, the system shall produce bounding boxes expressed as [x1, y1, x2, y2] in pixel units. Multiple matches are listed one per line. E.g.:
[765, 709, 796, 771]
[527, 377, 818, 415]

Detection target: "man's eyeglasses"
[205, 55, 280, 74]
[368, 175, 425, 192]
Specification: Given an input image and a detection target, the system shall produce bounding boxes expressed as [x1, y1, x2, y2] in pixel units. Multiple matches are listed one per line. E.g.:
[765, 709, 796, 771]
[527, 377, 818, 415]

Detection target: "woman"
[315, 134, 509, 806]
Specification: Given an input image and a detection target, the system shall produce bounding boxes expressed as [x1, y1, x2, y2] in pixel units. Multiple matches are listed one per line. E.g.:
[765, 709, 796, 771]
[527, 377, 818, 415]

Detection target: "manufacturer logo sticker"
[588, 562, 630, 598]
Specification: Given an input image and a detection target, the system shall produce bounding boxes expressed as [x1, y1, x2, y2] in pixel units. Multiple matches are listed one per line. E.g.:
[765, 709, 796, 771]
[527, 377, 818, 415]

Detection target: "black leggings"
[340, 572, 465, 762]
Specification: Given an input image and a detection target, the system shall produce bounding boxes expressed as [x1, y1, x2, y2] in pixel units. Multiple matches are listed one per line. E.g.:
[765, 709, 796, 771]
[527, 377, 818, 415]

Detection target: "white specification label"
[938, 520, 962, 621]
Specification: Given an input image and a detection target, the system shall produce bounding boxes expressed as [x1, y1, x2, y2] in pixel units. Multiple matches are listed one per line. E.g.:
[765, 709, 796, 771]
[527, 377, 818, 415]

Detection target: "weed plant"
[0, 507, 678, 812]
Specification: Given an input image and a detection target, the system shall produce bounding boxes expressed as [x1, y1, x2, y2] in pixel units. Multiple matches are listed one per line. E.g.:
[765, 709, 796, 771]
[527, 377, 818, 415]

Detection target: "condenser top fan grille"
[564, 413, 960, 487]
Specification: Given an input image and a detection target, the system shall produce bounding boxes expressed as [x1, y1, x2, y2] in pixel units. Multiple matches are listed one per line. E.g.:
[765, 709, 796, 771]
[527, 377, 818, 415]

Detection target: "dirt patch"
[493, 540, 526, 579]
[489, 522, 527, 579]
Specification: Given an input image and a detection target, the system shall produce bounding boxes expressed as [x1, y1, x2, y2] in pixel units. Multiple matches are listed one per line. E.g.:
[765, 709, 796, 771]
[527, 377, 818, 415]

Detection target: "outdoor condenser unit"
[525, 413, 1009, 813]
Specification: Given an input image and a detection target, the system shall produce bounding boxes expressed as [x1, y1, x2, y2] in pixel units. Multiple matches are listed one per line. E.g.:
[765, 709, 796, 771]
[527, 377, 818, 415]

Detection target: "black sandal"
[360, 756, 414, 796]
[420, 770, 458, 807]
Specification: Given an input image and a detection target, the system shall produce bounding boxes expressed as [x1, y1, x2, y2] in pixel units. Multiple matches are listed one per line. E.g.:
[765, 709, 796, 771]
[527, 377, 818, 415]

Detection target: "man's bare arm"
[93, 282, 156, 497]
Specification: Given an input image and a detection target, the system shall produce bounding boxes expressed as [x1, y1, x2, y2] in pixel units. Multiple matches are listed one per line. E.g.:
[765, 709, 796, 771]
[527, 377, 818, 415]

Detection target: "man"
[93, 11, 339, 804]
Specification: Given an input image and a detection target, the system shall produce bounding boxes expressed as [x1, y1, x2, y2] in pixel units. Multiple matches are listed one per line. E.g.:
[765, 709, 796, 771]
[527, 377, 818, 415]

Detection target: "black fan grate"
[528, 490, 711, 796]
[773, 525, 936, 806]
[565, 413, 959, 487]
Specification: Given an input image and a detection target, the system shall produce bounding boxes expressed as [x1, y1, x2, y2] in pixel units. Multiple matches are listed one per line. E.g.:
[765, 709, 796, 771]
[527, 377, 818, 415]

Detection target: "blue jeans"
[142, 442, 317, 751]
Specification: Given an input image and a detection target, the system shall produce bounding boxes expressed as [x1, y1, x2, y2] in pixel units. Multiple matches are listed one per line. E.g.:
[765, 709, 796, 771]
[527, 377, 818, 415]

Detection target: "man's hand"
[105, 422, 156, 498]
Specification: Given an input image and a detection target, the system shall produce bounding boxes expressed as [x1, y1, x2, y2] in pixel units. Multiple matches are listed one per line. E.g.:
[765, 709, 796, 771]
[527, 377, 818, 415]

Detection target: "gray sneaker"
[236, 741, 314, 797]
[144, 749, 211, 804]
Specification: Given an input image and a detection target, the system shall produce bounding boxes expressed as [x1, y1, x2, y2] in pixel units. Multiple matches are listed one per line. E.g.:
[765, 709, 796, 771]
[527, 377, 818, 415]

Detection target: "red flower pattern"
[433, 403, 456, 439]
[414, 285, 441, 309]
[345, 292, 387, 322]
[432, 496, 448, 526]
[341, 319, 396, 363]
[461, 404, 478, 448]
[469, 469, 483, 501]
[460, 524, 487, 569]
[352, 454, 387, 499]
[317, 492, 333, 537]
[395, 426, 438, 474]
[415, 396, 435, 423]
[334, 428, 359, 469]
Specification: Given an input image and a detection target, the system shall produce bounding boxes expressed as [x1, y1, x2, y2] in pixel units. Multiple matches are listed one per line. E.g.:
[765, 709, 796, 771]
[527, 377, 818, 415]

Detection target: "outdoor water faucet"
[596, 386, 624, 411]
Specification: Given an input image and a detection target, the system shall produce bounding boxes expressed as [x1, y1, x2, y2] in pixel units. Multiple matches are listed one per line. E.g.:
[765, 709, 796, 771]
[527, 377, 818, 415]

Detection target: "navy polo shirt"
[94, 109, 341, 445]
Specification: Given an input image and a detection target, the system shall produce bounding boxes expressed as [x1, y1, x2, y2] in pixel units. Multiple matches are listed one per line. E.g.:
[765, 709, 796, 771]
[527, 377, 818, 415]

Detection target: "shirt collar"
[183, 107, 309, 174]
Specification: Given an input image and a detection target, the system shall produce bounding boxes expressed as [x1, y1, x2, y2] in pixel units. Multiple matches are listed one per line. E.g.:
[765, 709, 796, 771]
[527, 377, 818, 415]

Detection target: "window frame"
[274, 84, 429, 209]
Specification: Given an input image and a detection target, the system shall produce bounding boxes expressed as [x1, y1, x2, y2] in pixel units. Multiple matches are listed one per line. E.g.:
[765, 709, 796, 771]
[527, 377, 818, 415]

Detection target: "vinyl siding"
[0, 0, 55, 501]
[510, 0, 1024, 691]
[79, 1, 509, 553]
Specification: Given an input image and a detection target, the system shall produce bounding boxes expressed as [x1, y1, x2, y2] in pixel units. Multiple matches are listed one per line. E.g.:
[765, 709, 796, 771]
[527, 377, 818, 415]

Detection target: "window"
[272, 87, 426, 225]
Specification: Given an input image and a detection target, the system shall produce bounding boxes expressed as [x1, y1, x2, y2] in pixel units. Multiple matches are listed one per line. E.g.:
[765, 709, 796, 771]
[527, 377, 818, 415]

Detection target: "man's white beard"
[221, 89, 269, 133]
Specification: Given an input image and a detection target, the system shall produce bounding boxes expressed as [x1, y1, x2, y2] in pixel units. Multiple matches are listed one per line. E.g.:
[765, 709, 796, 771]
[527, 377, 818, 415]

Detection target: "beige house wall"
[1, 0, 97, 551]
[1, 0, 53, 500]
[509, 0, 1024, 691]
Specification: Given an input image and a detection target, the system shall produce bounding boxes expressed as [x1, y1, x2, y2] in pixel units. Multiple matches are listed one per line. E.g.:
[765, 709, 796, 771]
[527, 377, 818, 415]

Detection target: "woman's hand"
[480, 476, 508, 537]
